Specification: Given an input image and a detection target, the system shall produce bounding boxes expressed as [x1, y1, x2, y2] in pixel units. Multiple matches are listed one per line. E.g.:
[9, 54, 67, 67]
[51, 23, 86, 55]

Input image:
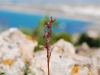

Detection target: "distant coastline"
[0, 3, 100, 34]
[0, 3, 100, 24]
[0, 10, 91, 34]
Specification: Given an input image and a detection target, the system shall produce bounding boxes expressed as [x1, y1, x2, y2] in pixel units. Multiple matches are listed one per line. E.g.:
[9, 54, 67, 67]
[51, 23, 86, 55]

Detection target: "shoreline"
[0, 9, 92, 24]
[0, 3, 100, 24]
[0, 3, 100, 30]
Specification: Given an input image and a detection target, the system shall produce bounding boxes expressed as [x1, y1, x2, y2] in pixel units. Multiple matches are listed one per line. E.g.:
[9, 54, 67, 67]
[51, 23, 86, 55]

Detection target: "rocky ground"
[0, 28, 37, 75]
[0, 28, 100, 75]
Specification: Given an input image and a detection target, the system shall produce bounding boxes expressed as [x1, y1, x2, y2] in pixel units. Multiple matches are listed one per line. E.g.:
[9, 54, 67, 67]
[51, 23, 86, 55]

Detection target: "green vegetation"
[0, 71, 6, 75]
[51, 32, 72, 44]
[20, 28, 33, 36]
[22, 65, 35, 75]
[76, 33, 100, 47]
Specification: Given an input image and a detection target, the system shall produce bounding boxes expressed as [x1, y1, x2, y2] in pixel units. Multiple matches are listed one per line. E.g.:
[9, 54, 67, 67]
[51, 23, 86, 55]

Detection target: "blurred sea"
[0, 10, 91, 34]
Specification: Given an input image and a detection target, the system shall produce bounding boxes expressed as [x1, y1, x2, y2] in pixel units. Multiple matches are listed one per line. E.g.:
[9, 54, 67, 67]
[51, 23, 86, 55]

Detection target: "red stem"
[44, 17, 56, 75]
[47, 51, 50, 75]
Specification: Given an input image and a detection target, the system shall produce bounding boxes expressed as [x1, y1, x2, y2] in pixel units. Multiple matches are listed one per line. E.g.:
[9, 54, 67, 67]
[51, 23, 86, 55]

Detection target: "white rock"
[30, 49, 92, 75]
[30, 39, 100, 75]
[53, 39, 76, 54]
[0, 28, 38, 63]
[86, 30, 99, 39]
[0, 28, 38, 75]
[82, 42, 89, 49]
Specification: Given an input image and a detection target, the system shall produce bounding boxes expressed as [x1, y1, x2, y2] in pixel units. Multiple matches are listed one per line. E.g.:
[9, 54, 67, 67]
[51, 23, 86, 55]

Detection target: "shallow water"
[0, 10, 92, 34]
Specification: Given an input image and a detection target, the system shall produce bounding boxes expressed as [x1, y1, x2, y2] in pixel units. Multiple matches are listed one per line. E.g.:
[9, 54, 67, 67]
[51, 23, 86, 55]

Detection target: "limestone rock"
[86, 30, 99, 39]
[30, 50, 94, 75]
[76, 42, 92, 56]
[30, 50, 79, 75]
[30, 39, 92, 75]
[0, 28, 38, 75]
[30, 39, 100, 75]
[53, 39, 76, 54]
[53, 39, 89, 61]
[1, 28, 99, 75]
[0, 37, 25, 75]
[0, 28, 38, 64]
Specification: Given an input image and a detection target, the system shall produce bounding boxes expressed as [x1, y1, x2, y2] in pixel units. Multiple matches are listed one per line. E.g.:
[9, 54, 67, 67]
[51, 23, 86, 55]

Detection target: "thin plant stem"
[43, 17, 56, 75]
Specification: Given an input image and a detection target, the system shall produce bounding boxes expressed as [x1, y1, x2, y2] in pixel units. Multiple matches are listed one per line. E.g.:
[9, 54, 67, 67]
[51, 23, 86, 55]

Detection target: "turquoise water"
[0, 10, 91, 34]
